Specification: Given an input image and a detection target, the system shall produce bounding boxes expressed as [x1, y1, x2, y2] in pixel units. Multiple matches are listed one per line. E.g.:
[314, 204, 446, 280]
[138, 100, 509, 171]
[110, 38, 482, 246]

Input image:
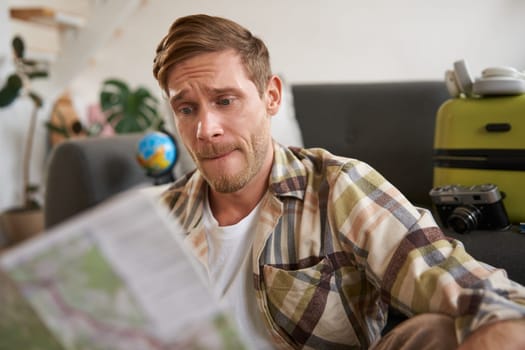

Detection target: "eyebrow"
[209, 87, 239, 96]
[169, 86, 241, 105]
[169, 90, 186, 104]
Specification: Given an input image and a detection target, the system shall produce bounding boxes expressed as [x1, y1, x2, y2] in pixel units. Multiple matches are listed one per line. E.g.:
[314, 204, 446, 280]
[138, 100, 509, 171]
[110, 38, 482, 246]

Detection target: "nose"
[196, 107, 224, 141]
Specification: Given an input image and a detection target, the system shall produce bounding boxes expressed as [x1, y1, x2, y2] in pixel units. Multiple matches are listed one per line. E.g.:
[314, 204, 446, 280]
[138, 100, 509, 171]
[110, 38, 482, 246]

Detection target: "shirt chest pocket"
[262, 257, 362, 348]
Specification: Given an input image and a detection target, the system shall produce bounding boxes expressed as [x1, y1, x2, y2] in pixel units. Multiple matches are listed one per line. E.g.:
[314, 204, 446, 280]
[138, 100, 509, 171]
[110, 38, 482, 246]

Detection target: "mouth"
[203, 151, 233, 160]
[197, 147, 237, 162]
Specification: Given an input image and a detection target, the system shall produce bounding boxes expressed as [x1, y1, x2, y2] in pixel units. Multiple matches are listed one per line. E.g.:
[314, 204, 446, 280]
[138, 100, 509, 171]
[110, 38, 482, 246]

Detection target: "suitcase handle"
[485, 123, 511, 132]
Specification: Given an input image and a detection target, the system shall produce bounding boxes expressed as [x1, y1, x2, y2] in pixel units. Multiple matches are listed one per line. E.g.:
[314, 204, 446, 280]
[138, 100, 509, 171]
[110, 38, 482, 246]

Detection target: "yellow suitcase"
[433, 95, 525, 224]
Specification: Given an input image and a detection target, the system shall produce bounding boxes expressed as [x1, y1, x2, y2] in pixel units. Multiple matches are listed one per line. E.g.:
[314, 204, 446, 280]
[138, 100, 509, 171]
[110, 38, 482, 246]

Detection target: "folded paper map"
[0, 189, 247, 350]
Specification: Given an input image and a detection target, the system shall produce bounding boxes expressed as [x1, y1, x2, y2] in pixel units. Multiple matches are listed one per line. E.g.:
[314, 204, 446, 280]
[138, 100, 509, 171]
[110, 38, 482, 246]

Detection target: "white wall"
[69, 0, 525, 103]
[2, 0, 525, 210]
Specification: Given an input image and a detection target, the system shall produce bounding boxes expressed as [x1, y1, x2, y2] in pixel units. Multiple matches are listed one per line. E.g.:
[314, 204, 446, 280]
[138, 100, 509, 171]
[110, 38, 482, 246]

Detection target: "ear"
[265, 75, 282, 116]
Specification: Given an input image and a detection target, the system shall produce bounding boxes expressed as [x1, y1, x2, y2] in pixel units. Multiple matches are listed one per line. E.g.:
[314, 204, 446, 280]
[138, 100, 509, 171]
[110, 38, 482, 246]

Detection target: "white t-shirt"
[203, 197, 274, 349]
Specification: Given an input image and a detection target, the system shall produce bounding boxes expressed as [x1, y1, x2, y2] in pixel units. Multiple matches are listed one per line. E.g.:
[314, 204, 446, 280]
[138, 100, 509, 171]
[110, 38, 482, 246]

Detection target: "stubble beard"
[196, 131, 270, 193]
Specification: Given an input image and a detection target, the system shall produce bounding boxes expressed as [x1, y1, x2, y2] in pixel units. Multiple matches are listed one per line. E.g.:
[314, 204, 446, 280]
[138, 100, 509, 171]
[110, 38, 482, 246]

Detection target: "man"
[153, 14, 525, 349]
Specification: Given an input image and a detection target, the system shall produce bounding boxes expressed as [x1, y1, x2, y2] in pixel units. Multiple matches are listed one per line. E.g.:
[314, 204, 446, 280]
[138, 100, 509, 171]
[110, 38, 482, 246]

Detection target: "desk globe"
[136, 131, 177, 185]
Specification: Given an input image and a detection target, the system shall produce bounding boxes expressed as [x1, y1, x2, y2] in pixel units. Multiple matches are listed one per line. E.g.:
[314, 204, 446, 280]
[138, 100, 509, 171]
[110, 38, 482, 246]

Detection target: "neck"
[208, 185, 267, 226]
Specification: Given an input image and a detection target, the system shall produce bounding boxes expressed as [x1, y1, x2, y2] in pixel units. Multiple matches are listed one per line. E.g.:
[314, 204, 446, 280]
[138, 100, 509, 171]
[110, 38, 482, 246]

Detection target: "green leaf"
[12, 36, 25, 59]
[27, 71, 49, 79]
[26, 184, 39, 193]
[156, 118, 166, 130]
[106, 110, 121, 123]
[135, 87, 156, 100]
[100, 79, 130, 112]
[99, 78, 162, 134]
[0, 74, 23, 107]
[44, 121, 70, 138]
[140, 103, 160, 118]
[103, 79, 130, 91]
[25, 199, 41, 210]
[86, 122, 103, 136]
[114, 117, 142, 133]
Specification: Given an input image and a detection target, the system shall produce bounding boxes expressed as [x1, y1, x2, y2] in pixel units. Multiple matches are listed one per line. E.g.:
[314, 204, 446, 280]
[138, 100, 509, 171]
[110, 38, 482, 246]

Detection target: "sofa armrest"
[44, 134, 153, 228]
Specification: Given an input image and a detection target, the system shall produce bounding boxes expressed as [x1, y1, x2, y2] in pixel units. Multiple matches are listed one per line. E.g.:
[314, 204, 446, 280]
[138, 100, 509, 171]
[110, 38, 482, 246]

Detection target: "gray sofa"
[292, 82, 449, 208]
[44, 81, 525, 288]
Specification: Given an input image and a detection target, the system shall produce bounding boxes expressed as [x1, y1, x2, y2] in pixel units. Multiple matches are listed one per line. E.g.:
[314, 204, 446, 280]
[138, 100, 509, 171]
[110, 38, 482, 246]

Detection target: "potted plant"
[0, 36, 48, 247]
[45, 78, 164, 139]
[99, 78, 164, 133]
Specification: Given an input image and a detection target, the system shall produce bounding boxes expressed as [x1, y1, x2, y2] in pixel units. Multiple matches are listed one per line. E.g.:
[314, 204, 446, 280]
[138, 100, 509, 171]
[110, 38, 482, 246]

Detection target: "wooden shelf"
[10, 7, 85, 29]
[7, 0, 142, 101]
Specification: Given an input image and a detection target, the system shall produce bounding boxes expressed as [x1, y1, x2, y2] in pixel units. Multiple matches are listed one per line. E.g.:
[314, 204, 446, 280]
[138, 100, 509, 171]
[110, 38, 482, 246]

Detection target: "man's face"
[166, 50, 279, 193]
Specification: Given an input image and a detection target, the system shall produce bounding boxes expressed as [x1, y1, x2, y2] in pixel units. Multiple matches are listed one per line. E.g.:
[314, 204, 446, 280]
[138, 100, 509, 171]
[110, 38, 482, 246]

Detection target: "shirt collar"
[268, 141, 307, 200]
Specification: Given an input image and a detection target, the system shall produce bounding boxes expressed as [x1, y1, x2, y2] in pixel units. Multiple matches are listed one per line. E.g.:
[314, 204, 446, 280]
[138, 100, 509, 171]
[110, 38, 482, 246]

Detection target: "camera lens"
[447, 205, 481, 234]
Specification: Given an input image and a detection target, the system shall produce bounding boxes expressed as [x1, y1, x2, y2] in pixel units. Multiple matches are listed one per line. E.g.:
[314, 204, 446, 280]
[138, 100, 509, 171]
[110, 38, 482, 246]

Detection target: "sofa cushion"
[292, 82, 450, 207]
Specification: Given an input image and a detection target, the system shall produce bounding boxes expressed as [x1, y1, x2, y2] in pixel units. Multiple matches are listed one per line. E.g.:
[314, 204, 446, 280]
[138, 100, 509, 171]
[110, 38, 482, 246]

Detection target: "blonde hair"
[153, 14, 272, 96]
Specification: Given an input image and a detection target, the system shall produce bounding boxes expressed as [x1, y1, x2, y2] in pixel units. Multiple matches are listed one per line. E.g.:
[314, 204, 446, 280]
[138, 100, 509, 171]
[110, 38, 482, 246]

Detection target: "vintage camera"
[429, 184, 510, 233]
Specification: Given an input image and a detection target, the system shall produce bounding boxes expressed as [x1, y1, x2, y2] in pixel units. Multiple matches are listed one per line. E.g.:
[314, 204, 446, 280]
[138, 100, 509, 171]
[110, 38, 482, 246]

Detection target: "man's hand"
[459, 319, 525, 350]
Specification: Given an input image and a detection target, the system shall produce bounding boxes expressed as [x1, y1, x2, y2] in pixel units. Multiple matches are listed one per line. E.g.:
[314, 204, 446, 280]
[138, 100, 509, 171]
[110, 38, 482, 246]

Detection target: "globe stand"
[148, 171, 175, 186]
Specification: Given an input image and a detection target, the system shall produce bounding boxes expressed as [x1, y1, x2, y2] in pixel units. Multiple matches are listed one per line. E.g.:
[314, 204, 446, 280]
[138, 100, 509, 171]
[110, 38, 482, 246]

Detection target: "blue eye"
[179, 106, 194, 115]
[218, 98, 232, 106]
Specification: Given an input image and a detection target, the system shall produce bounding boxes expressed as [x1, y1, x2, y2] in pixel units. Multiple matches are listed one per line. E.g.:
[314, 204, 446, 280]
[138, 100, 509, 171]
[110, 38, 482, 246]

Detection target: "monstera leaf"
[100, 79, 163, 133]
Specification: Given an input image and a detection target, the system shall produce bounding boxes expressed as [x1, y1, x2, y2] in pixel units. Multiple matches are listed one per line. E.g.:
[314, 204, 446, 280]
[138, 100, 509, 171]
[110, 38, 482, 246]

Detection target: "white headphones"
[445, 59, 525, 98]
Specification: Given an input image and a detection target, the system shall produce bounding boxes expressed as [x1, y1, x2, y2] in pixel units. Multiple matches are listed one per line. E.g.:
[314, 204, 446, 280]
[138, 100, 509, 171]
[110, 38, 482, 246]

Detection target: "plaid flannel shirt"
[163, 141, 525, 349]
